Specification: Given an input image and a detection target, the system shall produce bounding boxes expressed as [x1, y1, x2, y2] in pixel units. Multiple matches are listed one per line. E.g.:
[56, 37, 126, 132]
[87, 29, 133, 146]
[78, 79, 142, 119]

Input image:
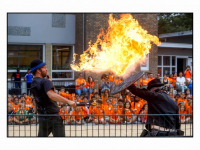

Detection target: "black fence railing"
[7, 114, 193, 137]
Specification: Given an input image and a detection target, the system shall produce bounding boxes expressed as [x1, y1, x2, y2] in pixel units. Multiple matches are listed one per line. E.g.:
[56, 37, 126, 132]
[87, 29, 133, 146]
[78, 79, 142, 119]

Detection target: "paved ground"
[7, 123, 193, 137]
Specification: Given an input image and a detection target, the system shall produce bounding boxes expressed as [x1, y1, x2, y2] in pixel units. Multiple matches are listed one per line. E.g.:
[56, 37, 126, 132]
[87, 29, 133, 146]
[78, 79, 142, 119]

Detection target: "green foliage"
[158, 13, 193, 34]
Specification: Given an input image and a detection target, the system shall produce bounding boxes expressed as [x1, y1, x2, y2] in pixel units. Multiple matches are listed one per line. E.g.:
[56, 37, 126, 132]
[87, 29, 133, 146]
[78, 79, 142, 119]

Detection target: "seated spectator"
[161, 74, 171, 91]
[168, 74, 175, 87]
[101, 89, 109, 105]
[185, 88, 192, 99]
[75, 73, 87, 97]
[86, 76, 95, 100]
[176, 72, 187, 93]
[109, 103, 121, 124]
[117, 99, 124, 115]
[15, 103, 29, 125]
[168, 92, 174, 99]
[8, 103, 14, 124]
[28, 104, 37, 124]
[187, 100, 193, 121]
[131, 96, 143, 116]
[93, 100, 106, 124]
[184, 66, 192, 82]
[59, 87, 65, 93]
[124, 101, 133, 123]
[75, 94, 82, 103]
[100, 75, 111, 92]
[168, 87, 177, 96]
[7, 95, 14, 105]
[19, 95, 25, 103]
[94, 92, 100, 100]
[112, 95, 118, 104]
[177, 92, 188, 108]
[125, 91, 131, 102]
[147, 72, 154, 83]
[81, 96, 89, 121]
[59, 104, 70, 124]
[108, 72, 115, 85]
[140, 103, 148, 123]
[12, 97, 19, 113]
[179, 103, 190, 123]
[89, 89, 98, 100]
[113, 77, 123, 87]
[174, 94, 180, 103]
[71, 106, 84, 125]
[23, 93, 31, 102]
[140, 74, 148, 89]
[104, 98, 113, 122]
[88, 101, 96, 122]
[98, 74, 106, 95]
[156, 74, 161, 80]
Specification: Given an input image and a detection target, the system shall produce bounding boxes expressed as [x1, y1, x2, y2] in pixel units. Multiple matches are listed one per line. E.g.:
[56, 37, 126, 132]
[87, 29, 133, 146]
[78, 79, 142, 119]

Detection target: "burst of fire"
[70, 14, 161, 76]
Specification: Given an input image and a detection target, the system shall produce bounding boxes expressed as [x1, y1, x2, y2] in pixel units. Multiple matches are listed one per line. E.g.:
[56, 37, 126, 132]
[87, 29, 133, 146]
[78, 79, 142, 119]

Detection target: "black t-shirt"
[128, 84, 180, 130]
[31, 77, 59, 114]
[12, 73, 21, 81]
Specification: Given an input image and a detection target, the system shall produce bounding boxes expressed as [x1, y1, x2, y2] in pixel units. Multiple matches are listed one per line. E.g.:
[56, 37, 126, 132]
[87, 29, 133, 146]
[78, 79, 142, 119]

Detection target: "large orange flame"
[71, 14, 160, 76]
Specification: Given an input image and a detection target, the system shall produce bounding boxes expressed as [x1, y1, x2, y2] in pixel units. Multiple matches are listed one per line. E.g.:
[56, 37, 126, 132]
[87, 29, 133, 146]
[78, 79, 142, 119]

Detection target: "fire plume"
[71, 14, 160, 76]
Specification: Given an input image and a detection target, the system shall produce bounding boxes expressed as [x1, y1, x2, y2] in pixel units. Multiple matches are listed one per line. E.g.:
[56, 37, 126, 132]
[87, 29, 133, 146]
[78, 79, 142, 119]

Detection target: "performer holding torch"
[30, 59, 76, 137]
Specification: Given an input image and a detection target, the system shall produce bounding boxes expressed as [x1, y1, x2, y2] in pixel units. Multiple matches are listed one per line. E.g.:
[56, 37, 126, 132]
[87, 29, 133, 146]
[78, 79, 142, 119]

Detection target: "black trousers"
[27, 83, 31, 95]
[141, 129, 181, 137]
[38, 116, 65, 137]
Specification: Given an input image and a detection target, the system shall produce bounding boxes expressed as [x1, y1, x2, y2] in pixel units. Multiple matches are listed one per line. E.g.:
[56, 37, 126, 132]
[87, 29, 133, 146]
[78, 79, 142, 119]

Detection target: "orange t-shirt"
[13, 104, 19, 113]
[125, 95, 131, 102]
[60, 92, 72, 100]
[134, 82, 137, 86]
[185, 70, 192, 79]
[131, 101, 143, 115]
[111, 110, 121, 120]
[112, 99, 118, 104]
[59, 110, 69, 120]
[101, 96, 108, 106]
[187, 106, 192, 115]
[140, 110, 148, 121]
[140, 79, 148, 87]
[147, 78, 154, 83]
[179, 110, 187, 119]
[114, 79, 122, 85]
[167, 78, 173, 84]
[117, 107, 123, 115]
[78, 99, 83, 103]
[125, 109, 133, 118]
[177, 98, 188, 108]
[104, 105, 113, 115]
[75, 78, 86, 89]
[89, 106, 95, 115]
[86, 82, 95, 89]
[93, 107, 104, 119]
[140, 99, 147, 106]
[81, 106, 88, 115]
[108, 75, 115, 82]
[72, 110, 83, 120]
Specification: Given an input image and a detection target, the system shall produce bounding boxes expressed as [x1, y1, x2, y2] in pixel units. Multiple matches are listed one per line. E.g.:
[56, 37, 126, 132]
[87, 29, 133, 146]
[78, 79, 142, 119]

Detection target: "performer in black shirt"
[30, 59, 76, 137]
[127, 78, 182, 137]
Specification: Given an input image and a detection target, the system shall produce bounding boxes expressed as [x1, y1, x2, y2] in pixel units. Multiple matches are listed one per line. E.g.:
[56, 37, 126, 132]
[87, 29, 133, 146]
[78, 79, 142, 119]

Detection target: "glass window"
[163, 56, 170, 66]
[172, 67, 176, 74]
[158, 56, 162, 65]
[172, 56, 175, 66]
[163, 67, 170, 77]
[52, 46, 73, 70]
[52, 72, 73, 79]
[8, 45, 43, 70]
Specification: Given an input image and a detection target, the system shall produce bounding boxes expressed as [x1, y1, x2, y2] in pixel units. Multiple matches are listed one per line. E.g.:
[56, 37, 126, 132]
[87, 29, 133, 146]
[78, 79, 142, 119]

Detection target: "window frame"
[140, 53, 149, 71]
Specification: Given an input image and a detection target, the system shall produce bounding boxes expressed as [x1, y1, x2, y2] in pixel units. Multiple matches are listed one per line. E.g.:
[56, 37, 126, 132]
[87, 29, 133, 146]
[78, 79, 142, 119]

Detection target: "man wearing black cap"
[30, 59, 76, 137]
[127, 78, 182, 137]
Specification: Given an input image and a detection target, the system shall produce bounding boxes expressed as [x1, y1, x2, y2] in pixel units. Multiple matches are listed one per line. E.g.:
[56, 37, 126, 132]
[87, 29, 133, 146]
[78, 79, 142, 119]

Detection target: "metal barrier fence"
[7, 114, 193, 137]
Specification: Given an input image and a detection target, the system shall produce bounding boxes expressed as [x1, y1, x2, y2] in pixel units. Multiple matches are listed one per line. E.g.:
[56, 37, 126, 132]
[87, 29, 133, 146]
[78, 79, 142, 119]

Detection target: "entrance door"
[177, 58, 187, 74]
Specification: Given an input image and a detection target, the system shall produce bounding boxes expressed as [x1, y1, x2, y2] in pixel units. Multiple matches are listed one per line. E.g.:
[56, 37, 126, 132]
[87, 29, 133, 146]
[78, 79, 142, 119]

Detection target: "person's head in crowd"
[179, 103, 186, 112]
[32, 98, 36, 104]
[125, 101, 131, 110]
[149, 73, 153, 79]
[75, 94, 79, 100]
[21, 101, 26, 108]
[169, 87, 174, 93]
[108, 95, 113, 101]
[101, 74, 107, 80]
[113, 103, 118, 113]
[186, 97, 192, 103]
[109, 72, 114, 75]
[112, 96, 118, 103]
[126, 91, 131, 96]
[61, 104, 67, 112]
[23, 93, 27, 98]
[91, 96, 96, 102]
[92, 89, 98, 94]
[7, 95, 12, 103]
[103, 89, 110, 97]
[104, 75, 109, 82]
[157, 74, 160, 79]
[118, 99, 124, 108]
[119, 76, 123, 81]
[174, 94, 180, 101]
[91, 101, 96, 109]
[185, 89, 191, 96]
[88, 76, 93, 83]
[20, 96, 25, 102]
[169, 74, 173, 78]
[106, 98, 112, 106]
[8, 103, 13, 113]
[19, 103, 25, 111]
[17, 68, 20, 73]
[82, 96, 88, 104]
[163, 74, 167, 80]
[179, 72, 183, 77]
[113, 92, 120, 99]
[94, 92, 99, 99]
[174, 72, 177, 77]
[13, 95, 17, 98]
[73, 98, 78, 103]
[134, 95, 140, 102]
[14, 97, 19, 105]
[180, 92, 185, 99]
[78, 73, 83, 79]
[75, 106, 81, 112]
[188, 100, 193, 107]
[27, 68, 31, 74]
[186, 65, 191, 70]
[168, 92, 174, 99]
[96, 100, 103, 108]
[144, 103, 148, 111]
[80, 94, 85, 100]
[142, 74, 146, 80]
[130, 94, 134, 102]
[60, 87, 65, 93]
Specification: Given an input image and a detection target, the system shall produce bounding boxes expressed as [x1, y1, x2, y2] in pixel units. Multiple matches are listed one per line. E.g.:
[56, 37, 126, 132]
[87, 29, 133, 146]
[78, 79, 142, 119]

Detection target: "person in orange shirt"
[174, 94, 180, 104]
[86, 76, 95, 100]
[93, 100, 106, 125]
[185, 88, 192, 99]
[7, 95, 14, 106]
[12, 97, 19, 113]
[184, 66, 192, 81]
[177, 92, 188, 108]
[88, 101, 97, 122]
[75, 73, 87, 97]
[124, 101, 133, 123]
[59, 104, 70, 124]
[110, 103, 121, 124]
[124, 91, 131, 103]
[179, 103, 190, 123]
[101, 89, 109, 106]
[140, 103, 148, 123]
[23, 93, 31, 102]
[140, 74, 148, 89]
[75, 94, 82, 103]
[108, 72, 115, 83]
[113, 77, 123, 86]
[168, 92, 174, 99]
[104, 98, 113, 122]
[89, 89, 98, 100]
[117, 99, 124, 116]
[81, 96, 89, 121]
[99, 74, 106, 95]
[71, 106, 84, 125]
[187, 100, 193, 121]
[147, 73, 154, 83]
[131, 95, 143, 123]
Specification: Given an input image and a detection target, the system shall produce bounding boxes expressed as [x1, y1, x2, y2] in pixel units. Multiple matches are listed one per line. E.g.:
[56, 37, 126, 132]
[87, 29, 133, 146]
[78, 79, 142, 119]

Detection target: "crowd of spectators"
[7, 66, 193, 125]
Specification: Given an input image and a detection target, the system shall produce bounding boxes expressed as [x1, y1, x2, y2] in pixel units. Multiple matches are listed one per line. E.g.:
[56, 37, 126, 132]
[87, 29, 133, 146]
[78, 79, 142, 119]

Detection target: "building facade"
[8, 13, 158, 93]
